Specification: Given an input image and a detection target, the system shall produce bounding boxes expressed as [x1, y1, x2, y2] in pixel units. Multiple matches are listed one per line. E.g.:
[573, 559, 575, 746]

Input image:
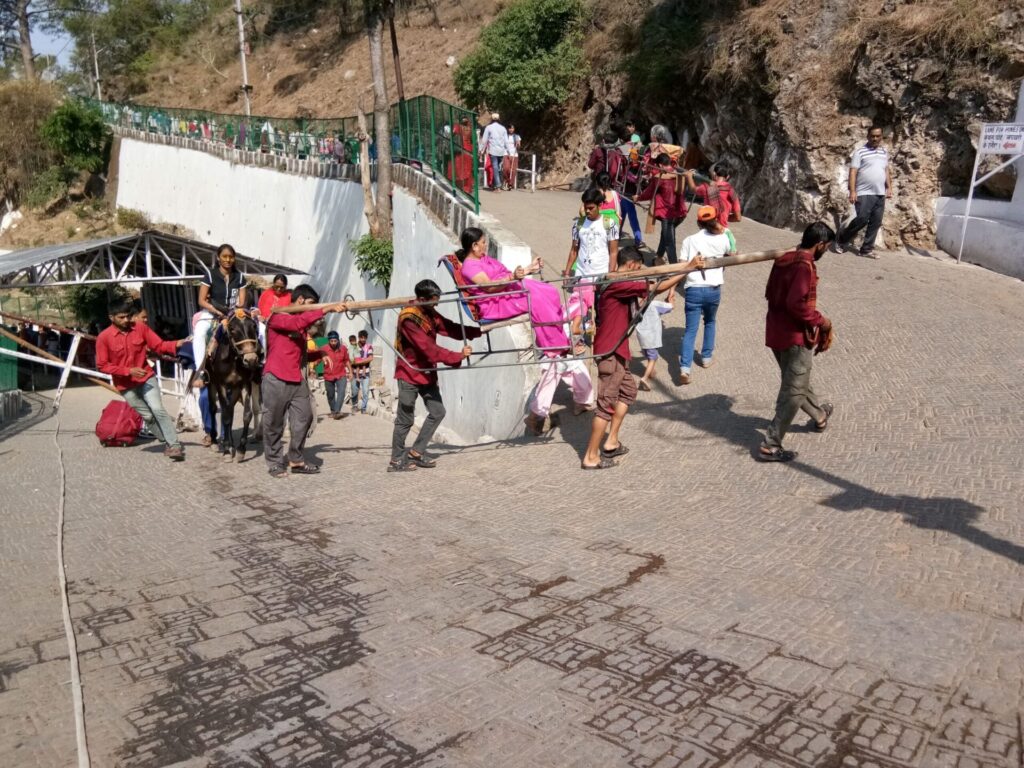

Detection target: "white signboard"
[979, 122, 1024, 155]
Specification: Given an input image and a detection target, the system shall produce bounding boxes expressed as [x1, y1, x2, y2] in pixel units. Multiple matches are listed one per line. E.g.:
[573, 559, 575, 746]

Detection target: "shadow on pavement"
[635, 391, 1024, 566]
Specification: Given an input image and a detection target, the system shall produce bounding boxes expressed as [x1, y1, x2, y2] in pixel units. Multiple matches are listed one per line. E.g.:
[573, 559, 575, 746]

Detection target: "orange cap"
[697, 205, 718, 222]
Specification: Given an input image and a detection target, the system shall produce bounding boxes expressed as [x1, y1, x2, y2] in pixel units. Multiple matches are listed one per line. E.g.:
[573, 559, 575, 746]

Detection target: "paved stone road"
[2, 195, 1023, 768]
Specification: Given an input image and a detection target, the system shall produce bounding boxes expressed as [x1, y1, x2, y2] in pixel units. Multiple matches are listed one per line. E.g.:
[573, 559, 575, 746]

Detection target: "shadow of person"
[635, 392, 1024, 565]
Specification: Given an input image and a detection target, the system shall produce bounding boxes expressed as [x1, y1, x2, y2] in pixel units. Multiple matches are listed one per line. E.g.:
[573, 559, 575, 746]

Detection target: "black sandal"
[757, 446, 798, 463]
[582, 457, 618, 470]
[387, 459, 418, 472]
[601, 443, 629, 458]
[407, 452, 436, 468]
[814, 403, 834, 432]
[268, 467, 288, 478]
[290, 464, 320, 475]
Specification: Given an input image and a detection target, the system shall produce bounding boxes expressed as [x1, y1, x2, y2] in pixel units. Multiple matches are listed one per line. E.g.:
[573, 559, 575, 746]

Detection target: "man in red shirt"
[389, 279, 479, 472]
[263, 284, 346, 478]
[759, 222, 836, 462]
[96, 298, 191, 460]
[319, 330, 353, 419]
[582, 246, 698, 470]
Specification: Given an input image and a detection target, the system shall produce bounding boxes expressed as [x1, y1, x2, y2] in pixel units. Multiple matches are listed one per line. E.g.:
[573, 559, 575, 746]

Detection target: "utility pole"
[91, 31, 102, 101]
[234, 0, 252, 116]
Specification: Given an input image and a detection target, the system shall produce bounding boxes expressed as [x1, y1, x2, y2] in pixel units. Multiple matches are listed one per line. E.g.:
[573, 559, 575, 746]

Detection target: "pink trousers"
[529, 355, 594, 417]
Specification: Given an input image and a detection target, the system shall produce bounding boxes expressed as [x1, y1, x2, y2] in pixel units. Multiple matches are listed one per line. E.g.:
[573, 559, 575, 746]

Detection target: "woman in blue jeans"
[678, 206, 734, 385]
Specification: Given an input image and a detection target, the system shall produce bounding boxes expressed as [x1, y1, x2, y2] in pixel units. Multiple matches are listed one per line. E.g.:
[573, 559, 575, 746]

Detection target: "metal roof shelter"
[0, 230, 303, 288]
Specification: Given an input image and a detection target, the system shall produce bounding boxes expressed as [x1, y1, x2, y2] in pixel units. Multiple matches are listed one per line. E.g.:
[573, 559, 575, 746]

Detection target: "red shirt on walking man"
[389, 279, 480, 472]
[96, 297, 190, 460]
[758, 222, 836, 462]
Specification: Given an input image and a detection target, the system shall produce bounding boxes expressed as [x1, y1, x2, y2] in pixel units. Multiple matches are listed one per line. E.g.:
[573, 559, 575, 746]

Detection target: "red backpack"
[95, 400, 144, 447]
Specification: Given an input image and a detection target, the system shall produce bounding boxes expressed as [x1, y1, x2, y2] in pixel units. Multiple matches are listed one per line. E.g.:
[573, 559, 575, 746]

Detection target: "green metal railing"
[84, 94, 480, 212]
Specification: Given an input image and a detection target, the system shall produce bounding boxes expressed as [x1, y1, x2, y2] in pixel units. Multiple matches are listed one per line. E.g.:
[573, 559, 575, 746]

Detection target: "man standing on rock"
[833, 125, 892, 259]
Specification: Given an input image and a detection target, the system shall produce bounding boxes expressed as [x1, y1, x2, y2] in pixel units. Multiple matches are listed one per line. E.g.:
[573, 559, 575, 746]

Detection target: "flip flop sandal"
[387, 460, 418, 472]
[637, 379, 651, 391]
[757, 447, 798, 463]
[407, 453, 437, 468]
[814, 403, 834, 432]
[581, 457, 618, 470]
[601, 444, 629, 458]
[290, 464, 320, 475]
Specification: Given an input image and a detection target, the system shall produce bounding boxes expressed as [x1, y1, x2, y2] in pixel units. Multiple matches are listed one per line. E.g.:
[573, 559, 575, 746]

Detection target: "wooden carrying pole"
[0, 325, 119, 394]
[271, 248, 787, 316]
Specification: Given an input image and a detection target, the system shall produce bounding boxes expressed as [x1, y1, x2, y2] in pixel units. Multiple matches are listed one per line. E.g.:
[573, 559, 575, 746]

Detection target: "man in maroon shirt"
[582, 246, 697, 470]
[96, 297, 191, 460]
[389, 279, 480, 472]
[263, 284, 347, 478]
[319, 331, 353, 419]
[758, 222, 836, 462]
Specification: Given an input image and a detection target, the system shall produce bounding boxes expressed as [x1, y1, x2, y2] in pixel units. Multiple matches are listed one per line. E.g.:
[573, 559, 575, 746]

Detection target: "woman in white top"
[677, 205, 735, 384]
[504, 125, 522, 190]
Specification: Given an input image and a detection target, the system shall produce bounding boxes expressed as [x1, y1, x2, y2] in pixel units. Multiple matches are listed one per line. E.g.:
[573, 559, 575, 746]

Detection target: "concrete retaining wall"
[113, 130, 537, 443]
[935, 83, 1024, 280]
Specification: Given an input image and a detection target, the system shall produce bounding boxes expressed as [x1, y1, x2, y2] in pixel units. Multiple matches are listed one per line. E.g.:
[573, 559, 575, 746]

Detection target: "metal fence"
[84, 94, 480, 212]
[391, 96, 479, 208]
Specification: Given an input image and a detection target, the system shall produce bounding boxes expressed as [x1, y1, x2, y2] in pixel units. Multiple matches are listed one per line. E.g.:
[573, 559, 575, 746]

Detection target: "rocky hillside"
[128, 0, 1023, 248]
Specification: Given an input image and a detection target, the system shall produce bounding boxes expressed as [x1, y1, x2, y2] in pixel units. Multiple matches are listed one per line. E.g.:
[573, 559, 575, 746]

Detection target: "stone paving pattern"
[1, 195, 1023, 767]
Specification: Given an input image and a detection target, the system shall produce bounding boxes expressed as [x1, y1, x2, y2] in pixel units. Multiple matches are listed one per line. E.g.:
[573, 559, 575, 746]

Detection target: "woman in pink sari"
[456, 228, 570, 353]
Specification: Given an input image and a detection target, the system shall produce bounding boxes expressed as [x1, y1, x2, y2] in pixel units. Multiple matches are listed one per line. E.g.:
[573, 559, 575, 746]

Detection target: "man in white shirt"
[480, 113, 509, 191]
[834, 125, 892, 259]
[564, 187, 619, 339]
[678, 206, 735, 384]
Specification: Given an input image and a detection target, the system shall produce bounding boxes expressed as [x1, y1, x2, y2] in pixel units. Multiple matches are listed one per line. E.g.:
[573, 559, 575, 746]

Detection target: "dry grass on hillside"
[134, 0, 500, 118]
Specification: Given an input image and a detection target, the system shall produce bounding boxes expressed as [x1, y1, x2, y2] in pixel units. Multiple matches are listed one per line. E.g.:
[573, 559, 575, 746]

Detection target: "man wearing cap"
[480, 113, 509, 192]
[677, 205, 736, 385]
[319, 331, 353, 420]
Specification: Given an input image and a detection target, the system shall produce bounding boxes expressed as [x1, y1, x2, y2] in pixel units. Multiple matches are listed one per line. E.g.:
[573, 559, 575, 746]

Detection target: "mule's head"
[227, 312, 261, 369]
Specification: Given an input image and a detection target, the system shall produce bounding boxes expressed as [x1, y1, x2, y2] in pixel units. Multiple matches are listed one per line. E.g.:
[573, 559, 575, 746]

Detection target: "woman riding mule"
[193, 243, 248, 379]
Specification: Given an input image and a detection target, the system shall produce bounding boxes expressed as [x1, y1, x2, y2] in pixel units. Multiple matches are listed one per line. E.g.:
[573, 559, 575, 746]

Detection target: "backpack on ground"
[95, 400, 144, 447]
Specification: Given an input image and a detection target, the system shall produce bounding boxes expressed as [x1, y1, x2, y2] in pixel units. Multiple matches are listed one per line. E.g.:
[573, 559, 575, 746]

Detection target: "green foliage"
[454, 0, 587, 115]
[0, 80, 58, 206]
[23, 167, 75, 209]
[351, 233, 394, 292]
[621, 0, 717, 111]
[116, 207, 151, 230]
[40, 101, 110, 174]
[64, 284, 130, 328]
[61, 0, 230, 98]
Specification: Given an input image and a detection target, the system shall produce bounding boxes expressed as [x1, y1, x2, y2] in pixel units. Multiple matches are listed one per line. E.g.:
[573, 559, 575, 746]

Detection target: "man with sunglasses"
[833, 126, 892, 259]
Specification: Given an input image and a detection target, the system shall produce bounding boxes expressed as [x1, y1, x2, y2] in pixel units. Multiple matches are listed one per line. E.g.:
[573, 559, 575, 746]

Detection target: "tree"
[0, 79, 57, 206]
[454, 0, 585, 115]
[360, 0, 392, 240]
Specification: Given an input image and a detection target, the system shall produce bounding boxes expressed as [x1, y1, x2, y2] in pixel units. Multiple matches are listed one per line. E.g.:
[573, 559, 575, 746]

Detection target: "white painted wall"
[385, 188, 537, 444]
[116, 137, 382, 307]
[116, 136, 536, 444]
[935, 82, 1024, 279]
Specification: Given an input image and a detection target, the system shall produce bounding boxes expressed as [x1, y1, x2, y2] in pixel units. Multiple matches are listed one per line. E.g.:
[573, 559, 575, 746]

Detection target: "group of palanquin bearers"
[95, 214, 835, 475]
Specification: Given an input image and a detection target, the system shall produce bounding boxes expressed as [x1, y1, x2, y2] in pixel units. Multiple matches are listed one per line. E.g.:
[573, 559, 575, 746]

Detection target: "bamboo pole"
[270, 248, 786, 316]
[0, 325, 119, 393]
[0, 310, 97, 340]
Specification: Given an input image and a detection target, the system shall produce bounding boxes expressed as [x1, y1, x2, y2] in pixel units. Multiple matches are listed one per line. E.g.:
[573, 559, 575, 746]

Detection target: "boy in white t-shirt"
[564, 187, 619, 342]
[678, 206, 736, 385]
